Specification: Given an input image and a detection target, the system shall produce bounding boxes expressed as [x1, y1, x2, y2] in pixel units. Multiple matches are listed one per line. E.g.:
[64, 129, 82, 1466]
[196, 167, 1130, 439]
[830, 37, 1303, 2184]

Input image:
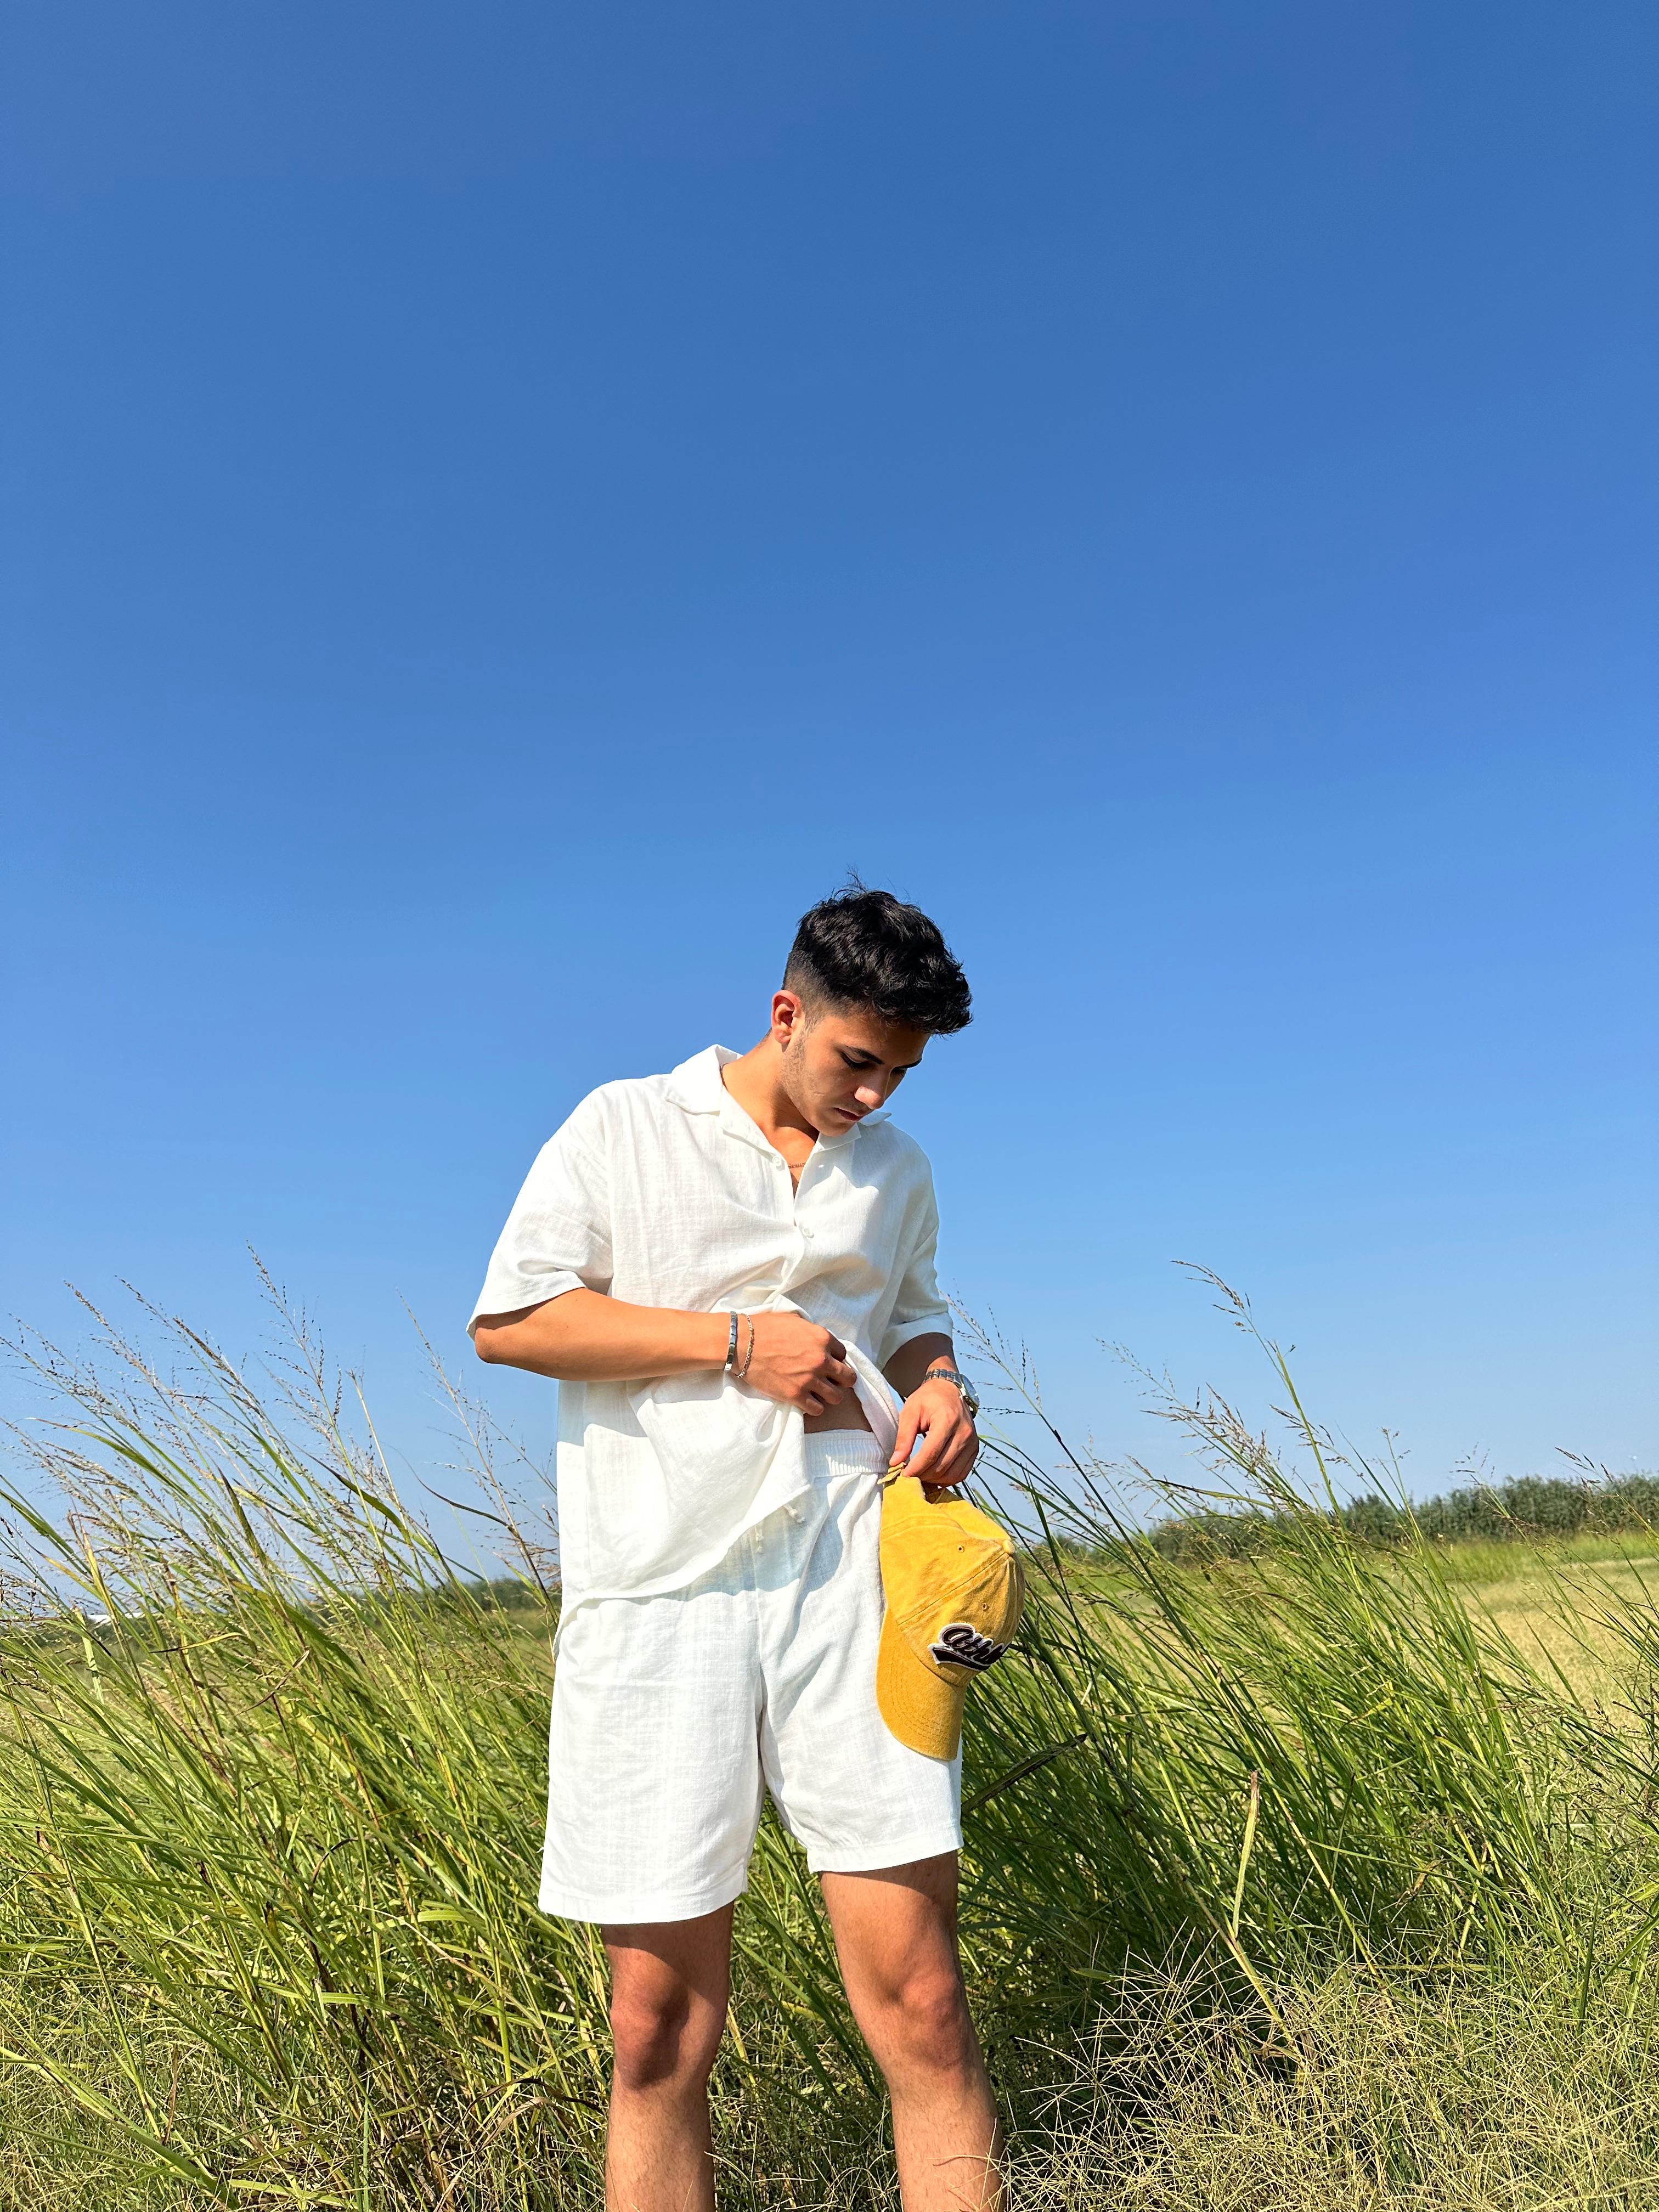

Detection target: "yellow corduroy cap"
[877, 1472, 1026, 1760]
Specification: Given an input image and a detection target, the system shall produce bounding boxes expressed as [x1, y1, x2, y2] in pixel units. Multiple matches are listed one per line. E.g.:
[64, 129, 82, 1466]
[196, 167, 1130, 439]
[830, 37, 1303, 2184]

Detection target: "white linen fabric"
[538, 1429, 962, 1922]
[470, 1043, 951, 1608]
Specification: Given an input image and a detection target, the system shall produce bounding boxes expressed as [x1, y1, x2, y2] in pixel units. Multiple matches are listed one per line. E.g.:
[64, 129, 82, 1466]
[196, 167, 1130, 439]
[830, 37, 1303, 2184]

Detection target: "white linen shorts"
[539, 1427, 963, 1923]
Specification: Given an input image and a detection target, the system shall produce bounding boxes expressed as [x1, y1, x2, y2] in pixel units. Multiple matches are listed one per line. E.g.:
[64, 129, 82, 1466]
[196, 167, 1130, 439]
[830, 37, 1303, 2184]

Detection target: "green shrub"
[1147, 1469, 1659, 1559]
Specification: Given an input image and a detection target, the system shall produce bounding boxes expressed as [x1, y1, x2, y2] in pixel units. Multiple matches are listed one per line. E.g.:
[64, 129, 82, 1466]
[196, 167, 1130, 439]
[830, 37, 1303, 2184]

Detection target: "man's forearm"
[473, 1288, 730, 1382]
[883, 1333, 953, 1400]
[476, 1300, 956, 1417]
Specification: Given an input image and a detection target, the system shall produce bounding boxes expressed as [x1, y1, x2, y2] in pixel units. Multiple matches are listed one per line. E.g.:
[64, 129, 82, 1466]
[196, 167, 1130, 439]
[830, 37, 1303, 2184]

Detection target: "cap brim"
[876, 1609, 966, 1760]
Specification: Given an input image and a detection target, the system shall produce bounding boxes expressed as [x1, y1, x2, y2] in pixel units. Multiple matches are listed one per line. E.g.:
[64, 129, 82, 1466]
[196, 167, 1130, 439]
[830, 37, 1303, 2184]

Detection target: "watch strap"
[923, 1365, 979, 1417]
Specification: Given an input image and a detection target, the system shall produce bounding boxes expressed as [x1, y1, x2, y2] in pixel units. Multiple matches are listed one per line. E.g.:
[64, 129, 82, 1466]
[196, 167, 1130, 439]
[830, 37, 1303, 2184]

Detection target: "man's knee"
[610, 1983, 721, 2096]
[868, 1967, 979, 2077]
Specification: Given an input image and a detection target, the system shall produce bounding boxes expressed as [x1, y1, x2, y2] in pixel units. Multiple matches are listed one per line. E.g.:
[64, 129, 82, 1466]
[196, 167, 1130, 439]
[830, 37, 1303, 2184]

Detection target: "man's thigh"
[819, 1853, 964, 2015]
[603, 1902, 737, 2068]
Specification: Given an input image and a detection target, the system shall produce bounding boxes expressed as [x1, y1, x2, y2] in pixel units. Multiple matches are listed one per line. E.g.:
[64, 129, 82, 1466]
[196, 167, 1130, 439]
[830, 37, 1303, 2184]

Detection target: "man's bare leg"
[821, 1854, 1004, 2212]
[602, 1904, 733, 2212]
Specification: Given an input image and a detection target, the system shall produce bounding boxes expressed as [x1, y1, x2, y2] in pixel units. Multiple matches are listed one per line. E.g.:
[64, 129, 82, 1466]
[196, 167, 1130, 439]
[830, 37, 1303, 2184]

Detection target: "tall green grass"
[2, 1278, 1657, 2208]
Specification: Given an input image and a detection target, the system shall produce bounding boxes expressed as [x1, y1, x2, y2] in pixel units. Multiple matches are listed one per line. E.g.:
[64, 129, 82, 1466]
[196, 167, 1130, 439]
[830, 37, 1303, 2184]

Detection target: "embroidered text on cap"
[928, 1622, 1009, 1673]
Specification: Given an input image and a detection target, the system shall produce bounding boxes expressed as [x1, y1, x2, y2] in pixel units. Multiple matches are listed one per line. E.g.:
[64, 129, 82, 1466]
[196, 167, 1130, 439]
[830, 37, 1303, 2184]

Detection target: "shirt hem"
[878, 1311, 954, 1363]
[556, 1478, 816, 1612]
[467, 1275, 586, 1337]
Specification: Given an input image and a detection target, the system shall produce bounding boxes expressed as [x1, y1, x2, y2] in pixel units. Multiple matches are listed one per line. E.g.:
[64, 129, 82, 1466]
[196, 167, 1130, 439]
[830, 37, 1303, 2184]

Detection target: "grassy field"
[1, 1284, 1656, 2209]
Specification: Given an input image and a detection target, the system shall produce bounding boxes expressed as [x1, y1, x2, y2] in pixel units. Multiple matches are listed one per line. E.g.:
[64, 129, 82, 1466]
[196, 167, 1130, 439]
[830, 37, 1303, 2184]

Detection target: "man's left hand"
[890, 1378, 978, 1487]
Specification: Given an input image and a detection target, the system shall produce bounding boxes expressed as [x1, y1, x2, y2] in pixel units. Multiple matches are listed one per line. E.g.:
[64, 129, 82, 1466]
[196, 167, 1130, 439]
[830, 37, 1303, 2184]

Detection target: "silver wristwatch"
[923, 1365, 980, 1421]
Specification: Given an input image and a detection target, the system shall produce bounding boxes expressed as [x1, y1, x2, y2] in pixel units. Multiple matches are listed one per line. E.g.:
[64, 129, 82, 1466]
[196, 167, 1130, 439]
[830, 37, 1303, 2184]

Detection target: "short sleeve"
[878, 1172, 951, 1365]
[468, 1092, 613, 1335]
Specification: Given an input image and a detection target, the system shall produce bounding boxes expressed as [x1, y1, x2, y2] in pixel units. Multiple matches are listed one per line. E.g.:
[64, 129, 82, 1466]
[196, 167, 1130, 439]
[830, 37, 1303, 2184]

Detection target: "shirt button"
[799, 1225, 814, 1239]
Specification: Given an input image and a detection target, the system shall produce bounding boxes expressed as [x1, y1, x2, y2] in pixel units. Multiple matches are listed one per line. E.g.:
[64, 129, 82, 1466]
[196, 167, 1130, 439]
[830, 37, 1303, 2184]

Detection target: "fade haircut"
[783, 883, 972, 1035]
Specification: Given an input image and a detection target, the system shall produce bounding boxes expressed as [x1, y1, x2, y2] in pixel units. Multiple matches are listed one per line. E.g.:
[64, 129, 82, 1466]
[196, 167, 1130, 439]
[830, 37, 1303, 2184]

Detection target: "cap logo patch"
[929, 1621, 1008, 1673]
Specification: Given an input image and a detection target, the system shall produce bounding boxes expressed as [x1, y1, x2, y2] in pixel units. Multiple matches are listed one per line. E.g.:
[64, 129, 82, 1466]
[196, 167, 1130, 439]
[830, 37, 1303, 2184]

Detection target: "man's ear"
[771, 989, 807, 1047]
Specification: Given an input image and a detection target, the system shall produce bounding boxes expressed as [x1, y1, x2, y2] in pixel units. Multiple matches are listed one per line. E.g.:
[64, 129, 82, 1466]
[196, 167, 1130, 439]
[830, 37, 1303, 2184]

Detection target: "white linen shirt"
[469, 1044, 951, 1609]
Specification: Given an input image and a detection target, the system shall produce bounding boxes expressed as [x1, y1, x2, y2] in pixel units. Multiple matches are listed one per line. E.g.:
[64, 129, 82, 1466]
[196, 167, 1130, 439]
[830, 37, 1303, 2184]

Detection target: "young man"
[470, 886, 1001, 2212]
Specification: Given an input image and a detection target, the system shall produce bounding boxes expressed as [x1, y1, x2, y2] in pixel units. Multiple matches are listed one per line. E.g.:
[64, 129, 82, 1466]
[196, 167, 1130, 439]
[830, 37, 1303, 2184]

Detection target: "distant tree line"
[1148, 1469, 1659, 1561]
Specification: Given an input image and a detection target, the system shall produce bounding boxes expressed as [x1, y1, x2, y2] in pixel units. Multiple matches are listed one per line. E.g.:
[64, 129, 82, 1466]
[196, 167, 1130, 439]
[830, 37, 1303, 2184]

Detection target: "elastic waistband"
[802, 1425, 887, 1475]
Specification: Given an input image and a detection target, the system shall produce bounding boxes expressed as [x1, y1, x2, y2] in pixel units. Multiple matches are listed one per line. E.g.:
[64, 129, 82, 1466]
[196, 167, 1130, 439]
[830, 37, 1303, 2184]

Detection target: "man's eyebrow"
[843, 1045, 922, 1074]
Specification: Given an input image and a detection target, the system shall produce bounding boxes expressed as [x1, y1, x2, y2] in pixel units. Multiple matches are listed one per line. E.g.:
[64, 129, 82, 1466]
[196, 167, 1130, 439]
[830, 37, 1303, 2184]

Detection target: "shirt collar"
[664, 1044, 736, 1115]
[663, 1043, 889, 1149]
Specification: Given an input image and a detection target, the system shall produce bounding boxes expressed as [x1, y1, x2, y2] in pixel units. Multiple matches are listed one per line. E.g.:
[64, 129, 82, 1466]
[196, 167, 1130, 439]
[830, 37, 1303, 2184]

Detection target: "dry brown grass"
[1010, 1960, 1659, 2209]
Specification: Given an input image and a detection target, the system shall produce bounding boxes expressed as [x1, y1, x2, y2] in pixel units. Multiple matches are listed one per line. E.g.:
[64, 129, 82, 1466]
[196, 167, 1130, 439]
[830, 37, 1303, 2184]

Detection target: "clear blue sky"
[4, 2, 1654, 1523]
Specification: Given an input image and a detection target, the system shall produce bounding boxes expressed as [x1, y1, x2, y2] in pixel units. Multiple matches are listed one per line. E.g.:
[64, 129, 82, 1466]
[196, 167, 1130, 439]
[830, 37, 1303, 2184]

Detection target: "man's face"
[774, 996, 930, 1133]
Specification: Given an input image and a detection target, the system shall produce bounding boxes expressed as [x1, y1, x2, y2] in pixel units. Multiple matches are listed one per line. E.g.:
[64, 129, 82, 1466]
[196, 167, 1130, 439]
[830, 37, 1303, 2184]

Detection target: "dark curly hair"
[782, 882, 972, 1035]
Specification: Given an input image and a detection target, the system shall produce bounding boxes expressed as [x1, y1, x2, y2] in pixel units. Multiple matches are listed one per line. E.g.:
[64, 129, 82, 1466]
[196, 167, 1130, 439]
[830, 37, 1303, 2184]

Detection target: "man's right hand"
[744, 1312, 859, 1417]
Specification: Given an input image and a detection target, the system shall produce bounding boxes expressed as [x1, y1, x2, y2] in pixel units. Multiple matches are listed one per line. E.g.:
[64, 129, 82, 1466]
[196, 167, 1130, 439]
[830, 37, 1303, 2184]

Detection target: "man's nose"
[854, 1080, 885, 1109]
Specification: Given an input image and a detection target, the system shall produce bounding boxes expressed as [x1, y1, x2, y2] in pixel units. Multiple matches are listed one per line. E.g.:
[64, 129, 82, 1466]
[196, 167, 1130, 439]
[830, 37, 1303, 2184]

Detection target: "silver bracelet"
[723, 1309, 740, 1373]
[735, 1313, 756, 1382]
